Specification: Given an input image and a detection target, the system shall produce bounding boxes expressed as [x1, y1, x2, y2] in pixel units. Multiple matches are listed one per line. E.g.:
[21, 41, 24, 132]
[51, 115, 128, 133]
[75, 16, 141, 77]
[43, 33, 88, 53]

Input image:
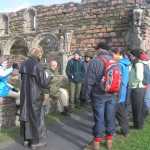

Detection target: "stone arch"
[24, 7, 37, 32]
[4, 37, 29, 56]
[0, 14, 9, 35]
[31, 33, 59, 52]
[32, 32, 62, 71]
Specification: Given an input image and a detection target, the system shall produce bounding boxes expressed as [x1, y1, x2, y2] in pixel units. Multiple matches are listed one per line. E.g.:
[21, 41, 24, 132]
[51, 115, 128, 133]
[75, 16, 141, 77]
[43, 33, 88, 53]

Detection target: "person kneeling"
[48, 60, 69, 116]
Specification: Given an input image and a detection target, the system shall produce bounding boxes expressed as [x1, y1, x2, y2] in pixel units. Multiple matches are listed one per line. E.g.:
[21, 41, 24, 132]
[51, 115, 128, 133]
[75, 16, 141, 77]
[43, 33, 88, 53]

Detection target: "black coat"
[19, 57, 50, 140]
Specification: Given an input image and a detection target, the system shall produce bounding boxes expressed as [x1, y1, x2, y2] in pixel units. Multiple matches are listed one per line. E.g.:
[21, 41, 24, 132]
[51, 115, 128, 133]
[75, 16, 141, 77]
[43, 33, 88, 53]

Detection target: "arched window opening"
[10, 39, 28, 56]
[24, 8, 36, 32]
[0, 14, 9, 35]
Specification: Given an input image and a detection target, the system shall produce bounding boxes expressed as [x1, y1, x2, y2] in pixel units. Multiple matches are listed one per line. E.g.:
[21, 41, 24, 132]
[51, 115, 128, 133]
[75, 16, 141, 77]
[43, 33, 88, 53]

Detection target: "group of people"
[0, 43, 150, 150]
[84, 43, 150, 150]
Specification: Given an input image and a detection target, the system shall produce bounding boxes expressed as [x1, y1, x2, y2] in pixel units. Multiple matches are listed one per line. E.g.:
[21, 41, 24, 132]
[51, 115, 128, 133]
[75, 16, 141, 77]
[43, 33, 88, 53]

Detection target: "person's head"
[112, 47, 125, 60]
[50, 60, 58, 71]
[94, 42, 110, 51]
[73, 50, 81, 60]
[130, 49, 142, 59]
[139, 51, 150, 61]
[84, 52, 93, 62]
[29, 47, 43, 60]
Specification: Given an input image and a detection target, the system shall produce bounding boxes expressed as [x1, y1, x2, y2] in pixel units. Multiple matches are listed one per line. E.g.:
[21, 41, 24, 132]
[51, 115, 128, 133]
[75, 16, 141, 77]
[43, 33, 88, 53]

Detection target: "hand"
[12, 63, 19, 70]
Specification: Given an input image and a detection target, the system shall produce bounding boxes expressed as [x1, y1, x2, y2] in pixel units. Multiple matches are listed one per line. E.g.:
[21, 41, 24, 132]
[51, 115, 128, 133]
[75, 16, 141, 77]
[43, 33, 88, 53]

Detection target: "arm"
[36, 64, 51, 89]
[85, 59, 103, 101]
[66, 60, 73, 79]
[135, 62, 144, 83]
[0, 67, 13, 78]
[81, 61, 85, 79]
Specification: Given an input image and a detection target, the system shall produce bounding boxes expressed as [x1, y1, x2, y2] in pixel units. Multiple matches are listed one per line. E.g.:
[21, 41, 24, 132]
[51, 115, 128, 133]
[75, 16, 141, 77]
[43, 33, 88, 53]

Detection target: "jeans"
[92, 97, 116, 138]
[144, 86, 150, 109]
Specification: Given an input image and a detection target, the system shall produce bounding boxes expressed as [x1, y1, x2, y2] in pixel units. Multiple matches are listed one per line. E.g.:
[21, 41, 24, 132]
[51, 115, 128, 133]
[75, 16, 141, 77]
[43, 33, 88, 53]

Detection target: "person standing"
[139, 51, 150, 117]
[66, 50, 85, 110]
[0, 60, 20, 99]
[80, 52, 93, 105]
[129, 49, 145, 129]
[112, 48, 131, 137]
[85, 43, 116, 150]
[19, 47, 50, 149]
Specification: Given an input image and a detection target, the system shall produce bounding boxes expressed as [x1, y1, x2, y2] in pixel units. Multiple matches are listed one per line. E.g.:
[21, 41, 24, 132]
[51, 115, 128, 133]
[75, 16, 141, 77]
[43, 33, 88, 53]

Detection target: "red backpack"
[97, 56, 121, 93]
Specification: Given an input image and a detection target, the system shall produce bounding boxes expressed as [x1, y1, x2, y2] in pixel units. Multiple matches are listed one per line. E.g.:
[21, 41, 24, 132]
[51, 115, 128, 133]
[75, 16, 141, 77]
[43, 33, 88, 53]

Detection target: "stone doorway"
[10, 38, 28, 56]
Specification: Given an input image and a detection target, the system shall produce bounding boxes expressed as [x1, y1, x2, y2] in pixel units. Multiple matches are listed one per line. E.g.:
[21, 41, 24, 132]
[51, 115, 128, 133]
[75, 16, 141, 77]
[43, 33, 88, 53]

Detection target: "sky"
[0, 0, 81, 12]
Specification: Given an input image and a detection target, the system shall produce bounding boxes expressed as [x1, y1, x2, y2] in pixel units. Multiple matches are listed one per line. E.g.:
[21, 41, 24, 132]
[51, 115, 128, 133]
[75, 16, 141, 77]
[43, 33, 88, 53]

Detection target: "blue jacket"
[0, 66, 13, 97]
[118, 58, 131, 103]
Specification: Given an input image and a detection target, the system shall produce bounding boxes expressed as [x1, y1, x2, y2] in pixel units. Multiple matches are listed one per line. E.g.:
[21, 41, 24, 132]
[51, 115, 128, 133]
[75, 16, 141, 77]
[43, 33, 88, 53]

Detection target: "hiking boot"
[31, 142, 47, 150]
[107, 139, 112, 150]
[23, 139, 31, 147]
[84, 141, 100, 150]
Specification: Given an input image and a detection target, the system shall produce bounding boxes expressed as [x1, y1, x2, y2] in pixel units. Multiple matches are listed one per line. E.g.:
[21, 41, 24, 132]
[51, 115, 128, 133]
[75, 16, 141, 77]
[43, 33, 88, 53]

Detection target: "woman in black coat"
[19, 47, 50, 149]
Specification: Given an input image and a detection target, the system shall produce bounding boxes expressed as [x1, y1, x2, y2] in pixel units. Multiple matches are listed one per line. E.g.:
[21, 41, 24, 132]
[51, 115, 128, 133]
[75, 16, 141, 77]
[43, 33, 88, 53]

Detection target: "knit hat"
[130, 49, 142, 58]
[139, 51, 150, 61]
[73, 49, 81, 56]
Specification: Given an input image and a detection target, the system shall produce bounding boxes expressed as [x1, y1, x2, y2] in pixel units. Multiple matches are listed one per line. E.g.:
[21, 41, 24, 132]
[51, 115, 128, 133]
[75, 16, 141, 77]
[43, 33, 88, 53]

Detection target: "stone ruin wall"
[142, 9, 150, 51]
[1, 0, 150, 56]
[0, 0, 150, 69]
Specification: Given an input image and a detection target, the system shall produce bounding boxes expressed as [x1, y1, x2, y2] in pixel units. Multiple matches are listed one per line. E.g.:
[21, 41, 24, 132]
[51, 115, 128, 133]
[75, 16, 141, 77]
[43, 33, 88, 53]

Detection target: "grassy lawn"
[112, 117, 150, 150]
[100, 116, 150, 150]
[0, 127, 19, 143]
[0, 113, 150, 150]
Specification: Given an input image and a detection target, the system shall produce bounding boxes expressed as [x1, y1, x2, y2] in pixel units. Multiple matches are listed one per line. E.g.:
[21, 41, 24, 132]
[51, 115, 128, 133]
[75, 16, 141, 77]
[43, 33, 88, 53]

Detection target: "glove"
[12, 88, 19, 92]
[12, 63, 19, 70]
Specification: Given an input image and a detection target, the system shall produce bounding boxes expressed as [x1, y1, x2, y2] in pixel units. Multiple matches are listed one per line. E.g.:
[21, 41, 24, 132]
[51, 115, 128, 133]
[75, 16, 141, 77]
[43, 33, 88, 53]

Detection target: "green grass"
[99, 116, 150, 150]
[0, 127, 19, 143]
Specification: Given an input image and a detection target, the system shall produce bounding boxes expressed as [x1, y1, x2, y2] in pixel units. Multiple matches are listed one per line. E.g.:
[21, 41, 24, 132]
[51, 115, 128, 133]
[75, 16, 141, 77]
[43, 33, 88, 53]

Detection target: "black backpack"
[143, 63, 150, 85]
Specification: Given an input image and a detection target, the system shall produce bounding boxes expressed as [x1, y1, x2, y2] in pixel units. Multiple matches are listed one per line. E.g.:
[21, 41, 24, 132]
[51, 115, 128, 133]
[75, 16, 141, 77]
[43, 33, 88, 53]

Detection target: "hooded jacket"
[85, 50, 114, 102]
[0, 66, 13, 97]
[118, 58, 131, 103]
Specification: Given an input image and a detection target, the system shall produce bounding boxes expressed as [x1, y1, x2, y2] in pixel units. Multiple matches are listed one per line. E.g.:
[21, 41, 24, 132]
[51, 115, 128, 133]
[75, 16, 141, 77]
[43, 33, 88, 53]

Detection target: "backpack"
[97, 56, 122, 93]
[142, 63, 150, 85]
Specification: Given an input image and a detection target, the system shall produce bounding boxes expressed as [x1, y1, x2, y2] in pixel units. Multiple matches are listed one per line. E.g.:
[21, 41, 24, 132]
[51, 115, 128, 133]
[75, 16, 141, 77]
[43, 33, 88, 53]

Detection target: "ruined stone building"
[0, 0, 150, 73]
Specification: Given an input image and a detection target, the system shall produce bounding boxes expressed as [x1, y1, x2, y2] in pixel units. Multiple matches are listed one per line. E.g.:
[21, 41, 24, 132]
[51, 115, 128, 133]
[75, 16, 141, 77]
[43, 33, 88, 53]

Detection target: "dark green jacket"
[66, 58, 85, 83]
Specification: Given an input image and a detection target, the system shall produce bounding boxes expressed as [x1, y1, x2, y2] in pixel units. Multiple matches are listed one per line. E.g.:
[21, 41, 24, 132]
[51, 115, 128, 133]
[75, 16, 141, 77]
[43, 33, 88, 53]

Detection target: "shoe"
[107, 140, 112, 150]
[23, 140, 31, 147]
[31, 142, 47, 150]
[84, 141, 100, 150]
[61, 111, 70, 116]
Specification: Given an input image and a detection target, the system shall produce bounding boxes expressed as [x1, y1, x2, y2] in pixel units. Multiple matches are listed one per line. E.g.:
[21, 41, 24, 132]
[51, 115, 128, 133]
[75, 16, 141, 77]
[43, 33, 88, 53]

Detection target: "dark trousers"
[131, 88, 145, 129]
[92, 97, 115, 138]
[69, 82, 82, 108]
[115, 103, 129, 135]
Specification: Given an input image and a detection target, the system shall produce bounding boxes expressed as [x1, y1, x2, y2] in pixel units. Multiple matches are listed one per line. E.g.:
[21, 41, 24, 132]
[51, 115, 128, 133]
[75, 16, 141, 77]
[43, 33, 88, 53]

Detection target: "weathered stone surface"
[0, 97, 17, 129]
